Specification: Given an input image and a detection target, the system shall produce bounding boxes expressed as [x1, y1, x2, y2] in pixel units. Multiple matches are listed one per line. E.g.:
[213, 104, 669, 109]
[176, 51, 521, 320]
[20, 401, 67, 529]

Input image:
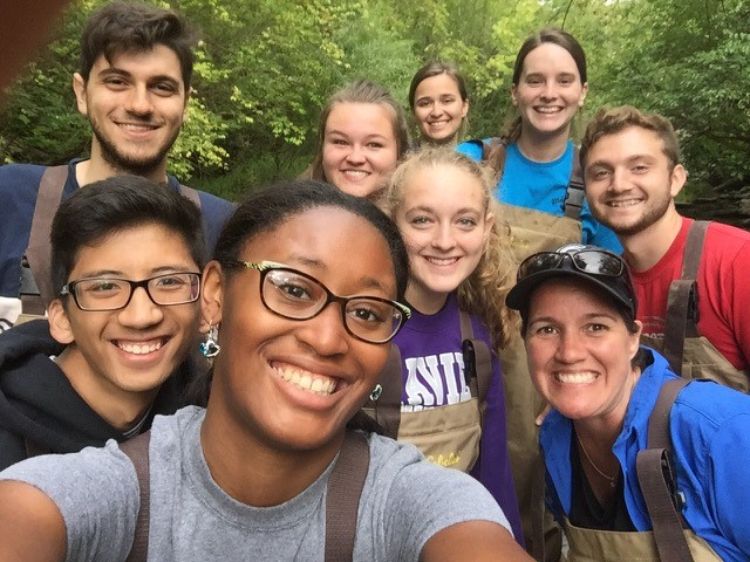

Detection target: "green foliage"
[1, 0, 748, 198]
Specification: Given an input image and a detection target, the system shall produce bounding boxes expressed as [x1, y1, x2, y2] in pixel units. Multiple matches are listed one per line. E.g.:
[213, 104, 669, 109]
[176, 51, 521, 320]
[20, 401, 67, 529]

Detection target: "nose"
[431, 223, 456, 251]
[609, 168, 633, 193]
[554, 330, 586, 364]
[540, 82, 558, 101]
[126, 85, 154, 116]
[345, 144, 366, 165]
[296, 302, 350, 357]
[117, 286, 164, 328]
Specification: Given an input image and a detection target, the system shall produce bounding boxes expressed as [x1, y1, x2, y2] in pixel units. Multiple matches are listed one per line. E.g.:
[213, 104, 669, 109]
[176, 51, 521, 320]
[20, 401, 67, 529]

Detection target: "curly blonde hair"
[386, 147, 518, 350]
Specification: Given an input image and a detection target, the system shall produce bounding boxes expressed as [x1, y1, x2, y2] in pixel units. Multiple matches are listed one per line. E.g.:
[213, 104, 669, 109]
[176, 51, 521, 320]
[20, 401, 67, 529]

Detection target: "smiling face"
[413, 73, 468, 144]
[524, 278, 641, 426]
[49, 223, 201, 405]
[321, 102, 400, 197]
[395, 163, 492, 313]
[584, 126, 686, 237]
[73, 45, 188, 177]
[512, 42, 587, 139]
[203, 206, 396, 452]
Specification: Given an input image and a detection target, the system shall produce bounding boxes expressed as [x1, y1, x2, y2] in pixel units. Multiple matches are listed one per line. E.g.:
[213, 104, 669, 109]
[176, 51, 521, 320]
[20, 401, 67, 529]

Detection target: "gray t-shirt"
[1, 406, 510, 561]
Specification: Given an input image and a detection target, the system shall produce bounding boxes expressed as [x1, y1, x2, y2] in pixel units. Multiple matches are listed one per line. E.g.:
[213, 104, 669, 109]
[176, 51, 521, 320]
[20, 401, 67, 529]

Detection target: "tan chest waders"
[18, 166, 203, 325]
[560, 379, 721, 562]
[364, 309, 491, 473]
[640, 220, 750, 392]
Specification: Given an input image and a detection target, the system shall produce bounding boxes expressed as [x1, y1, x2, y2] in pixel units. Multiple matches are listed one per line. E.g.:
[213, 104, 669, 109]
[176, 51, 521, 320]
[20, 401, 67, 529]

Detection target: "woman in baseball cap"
[506, 244, 750, 561]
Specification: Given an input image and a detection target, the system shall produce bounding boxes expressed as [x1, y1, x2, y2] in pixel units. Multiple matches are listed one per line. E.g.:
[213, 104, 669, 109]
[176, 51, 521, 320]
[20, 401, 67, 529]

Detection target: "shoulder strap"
[365, 344, 402, 439]
[325, 431, 370, 562]
[458, 310, 492, 415]
[120, 431, 151, 562]
[635, 378, 693, 562]
[23, 437, 52, 458]
[662, 221, 709, 375]
[25, 165, 69, 310]
[563, 146, 585, 220]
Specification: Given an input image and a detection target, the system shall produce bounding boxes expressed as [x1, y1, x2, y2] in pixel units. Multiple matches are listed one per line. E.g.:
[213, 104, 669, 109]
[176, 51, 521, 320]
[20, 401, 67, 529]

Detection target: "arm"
[0, 481, 66, 562]
[421, 521, 532, 561]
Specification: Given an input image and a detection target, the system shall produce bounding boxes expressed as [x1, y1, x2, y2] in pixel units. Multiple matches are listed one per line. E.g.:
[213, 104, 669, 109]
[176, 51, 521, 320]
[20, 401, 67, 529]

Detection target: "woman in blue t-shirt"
[457, 27, 621, 254]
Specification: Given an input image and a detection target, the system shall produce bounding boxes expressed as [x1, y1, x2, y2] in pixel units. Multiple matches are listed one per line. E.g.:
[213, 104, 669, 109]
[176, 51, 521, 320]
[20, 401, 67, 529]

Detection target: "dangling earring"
[369, 384, 383, 402]
[199, 324, 221, 358]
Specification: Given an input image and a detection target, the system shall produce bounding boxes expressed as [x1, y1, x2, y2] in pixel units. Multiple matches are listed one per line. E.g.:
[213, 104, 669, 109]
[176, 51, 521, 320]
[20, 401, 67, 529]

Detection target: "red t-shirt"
[631, 217, 750, 370]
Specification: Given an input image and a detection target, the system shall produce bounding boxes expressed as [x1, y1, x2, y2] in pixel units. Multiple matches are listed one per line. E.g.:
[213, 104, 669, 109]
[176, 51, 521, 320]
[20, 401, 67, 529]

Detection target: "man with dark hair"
[581, 105, 750, 388]
[0, 175, 205, 470]
[0, 1, 233, 329]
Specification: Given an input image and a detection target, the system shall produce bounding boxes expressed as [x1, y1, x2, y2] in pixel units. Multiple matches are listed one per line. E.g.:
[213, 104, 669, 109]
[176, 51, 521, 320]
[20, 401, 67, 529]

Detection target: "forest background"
[1, 0, 748, 211]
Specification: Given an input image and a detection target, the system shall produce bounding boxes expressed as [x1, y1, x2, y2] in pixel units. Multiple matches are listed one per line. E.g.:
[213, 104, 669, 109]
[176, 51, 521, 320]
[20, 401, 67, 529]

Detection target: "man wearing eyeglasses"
[581, 105, 750, 389]
[0, 175, 205, 470]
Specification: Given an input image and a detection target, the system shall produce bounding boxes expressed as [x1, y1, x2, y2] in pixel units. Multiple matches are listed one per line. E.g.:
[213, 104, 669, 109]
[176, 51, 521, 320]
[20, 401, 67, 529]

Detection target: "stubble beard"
[90, 116, 181, 178]
[593, 191, 672, 238]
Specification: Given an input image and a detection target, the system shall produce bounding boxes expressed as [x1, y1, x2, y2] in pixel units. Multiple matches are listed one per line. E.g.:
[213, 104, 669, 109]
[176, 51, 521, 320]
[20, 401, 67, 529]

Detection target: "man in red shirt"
[580, 105, 750, 389]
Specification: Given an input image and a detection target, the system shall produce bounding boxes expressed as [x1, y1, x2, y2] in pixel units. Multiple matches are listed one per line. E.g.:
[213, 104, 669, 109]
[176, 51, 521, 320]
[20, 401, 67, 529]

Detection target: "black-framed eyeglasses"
[223, 260, 411, 344]
[59, 272, 202, 311]
[517, 249, 625, 281]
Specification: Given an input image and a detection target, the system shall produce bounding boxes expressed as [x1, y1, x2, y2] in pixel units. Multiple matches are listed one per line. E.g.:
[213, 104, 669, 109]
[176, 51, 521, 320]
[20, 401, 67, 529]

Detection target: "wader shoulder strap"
[120, 431, 151, 562]
[480, 138, 508, 188]
[26, 165, 69, 311]
[635, 378, 693, 562]
[564, 147, 585, 220]
[325, 431, 370, 562]
[365, 344, 402, 438]
[458, 310, 492, 408]
[662, 221, 710, 375]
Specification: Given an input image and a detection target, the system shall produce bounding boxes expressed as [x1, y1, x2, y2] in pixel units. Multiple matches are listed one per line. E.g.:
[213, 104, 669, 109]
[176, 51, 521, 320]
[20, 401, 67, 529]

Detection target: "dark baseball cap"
[505, 244, 636, 317]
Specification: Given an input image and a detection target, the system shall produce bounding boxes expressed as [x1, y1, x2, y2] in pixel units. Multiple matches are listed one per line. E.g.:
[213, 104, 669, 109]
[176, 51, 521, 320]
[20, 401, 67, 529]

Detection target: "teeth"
[277, 366, 337, 395]
[607, 199, 641, 208]
[536, 107, 562, 114]
[426, 257, 459, 265]
[117, 340, 162, 355]
[120, 124, 155, 131]
[555, 372, 597, 384]
[342, 170, 368, 179]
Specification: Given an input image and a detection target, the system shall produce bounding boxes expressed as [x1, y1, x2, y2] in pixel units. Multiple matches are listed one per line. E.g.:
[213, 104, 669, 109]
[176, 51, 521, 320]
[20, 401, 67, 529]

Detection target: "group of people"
[0, 2, 749, 562]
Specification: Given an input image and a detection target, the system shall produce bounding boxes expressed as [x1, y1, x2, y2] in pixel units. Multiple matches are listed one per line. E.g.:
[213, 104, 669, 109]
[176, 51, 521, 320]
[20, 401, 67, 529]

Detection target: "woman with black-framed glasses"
[506, 243, 750, 561]
[0, 180, 531, 561]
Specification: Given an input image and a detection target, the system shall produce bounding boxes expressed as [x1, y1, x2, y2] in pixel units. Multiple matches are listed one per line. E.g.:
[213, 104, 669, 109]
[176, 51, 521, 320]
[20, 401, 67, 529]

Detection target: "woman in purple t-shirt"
[382, 147, 523, 544]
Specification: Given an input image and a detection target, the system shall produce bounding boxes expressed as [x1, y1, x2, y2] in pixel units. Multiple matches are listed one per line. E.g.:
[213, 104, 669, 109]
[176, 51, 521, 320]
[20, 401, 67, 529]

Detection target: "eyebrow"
[528, 312, 618, 324]
[405, 205, 481, 215]
[97, 67, 181, 87]
[76, 265, 197, 279]
[284, 255, 390, 294]
[587, 154, 656, 170]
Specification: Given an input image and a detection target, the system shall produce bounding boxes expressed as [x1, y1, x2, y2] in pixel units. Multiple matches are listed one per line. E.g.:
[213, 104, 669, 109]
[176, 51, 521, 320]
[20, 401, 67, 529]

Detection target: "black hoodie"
[0, 319, 198, 470]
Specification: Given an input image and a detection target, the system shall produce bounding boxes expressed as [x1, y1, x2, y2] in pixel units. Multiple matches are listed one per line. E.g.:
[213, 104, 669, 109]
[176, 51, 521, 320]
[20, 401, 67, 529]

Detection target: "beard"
[90, 115, 181, 177]
[592, 192, 672, 238]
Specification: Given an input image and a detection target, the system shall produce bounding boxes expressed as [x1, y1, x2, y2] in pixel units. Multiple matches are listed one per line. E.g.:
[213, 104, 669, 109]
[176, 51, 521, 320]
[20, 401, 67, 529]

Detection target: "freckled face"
[524, 279, 641, 426]
[321, 102, 399, 197]
[395, 163, 492, 312]
[207, 207, 397, 451]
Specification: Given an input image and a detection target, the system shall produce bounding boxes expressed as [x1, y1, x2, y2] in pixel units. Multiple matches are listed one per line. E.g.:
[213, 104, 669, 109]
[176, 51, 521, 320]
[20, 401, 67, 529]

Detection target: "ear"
[510, 84, 518, 107]
[669, 164, 687, 198]
[182, 86, 191, 119]
[627, 320, 643, 360]
[482, 209, 495, 247]
[200, 260, 225, 333]
[578, 82, 589, 107]
[460, 99, 469, 119]
[72, 73, 88, 116]
[48, 299, 75, 345]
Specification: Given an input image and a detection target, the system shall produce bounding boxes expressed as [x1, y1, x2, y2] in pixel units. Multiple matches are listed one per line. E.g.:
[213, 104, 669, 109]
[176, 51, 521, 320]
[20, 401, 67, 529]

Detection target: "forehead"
[529, 278, 618, 317]
[70, 223, 195, 277]
[90, 44, 183, 83]
[326, 102, 396, 138]
[415, 73, 461, 97]
[240, 206, 397, 296]
[401, 164, 485, 210]
[521, 42, 580, 76]
[586, 126, 669, 165]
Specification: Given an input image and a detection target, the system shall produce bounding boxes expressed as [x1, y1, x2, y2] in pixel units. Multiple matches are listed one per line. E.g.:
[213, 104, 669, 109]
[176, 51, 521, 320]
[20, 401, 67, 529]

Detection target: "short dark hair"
[310, 80, 410, 183]
[79, 1, 196, 88]
[214, 179, 410, 301]
[408, 61, 468, 110]
[51, 175, 205, 295]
